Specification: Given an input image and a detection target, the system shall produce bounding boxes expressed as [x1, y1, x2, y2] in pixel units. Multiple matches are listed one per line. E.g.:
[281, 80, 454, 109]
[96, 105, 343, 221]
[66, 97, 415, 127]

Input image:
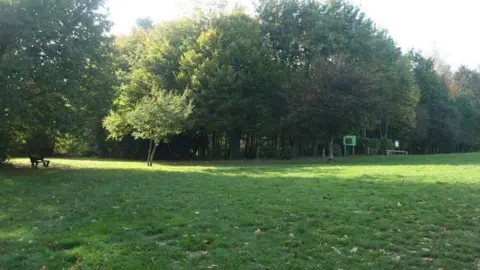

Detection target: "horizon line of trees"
[2, 0, 480, 163]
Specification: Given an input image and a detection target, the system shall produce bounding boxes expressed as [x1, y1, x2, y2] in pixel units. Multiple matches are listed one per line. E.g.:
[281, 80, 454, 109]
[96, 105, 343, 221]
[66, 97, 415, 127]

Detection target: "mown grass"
[1, 154, 480, 269]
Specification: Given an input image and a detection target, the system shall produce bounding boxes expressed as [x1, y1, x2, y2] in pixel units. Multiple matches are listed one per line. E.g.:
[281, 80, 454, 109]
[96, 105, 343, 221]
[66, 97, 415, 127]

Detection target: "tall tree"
[409, 52, 461, 154]
[179, 11, 280, 158]
[0, 0, 115, 154]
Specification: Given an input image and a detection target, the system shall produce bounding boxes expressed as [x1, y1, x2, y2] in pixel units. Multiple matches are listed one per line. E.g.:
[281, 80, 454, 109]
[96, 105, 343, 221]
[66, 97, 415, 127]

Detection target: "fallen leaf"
[255, 229, 263, 235]
[204, 240, 214, 247]
[332, 247, 342, 254]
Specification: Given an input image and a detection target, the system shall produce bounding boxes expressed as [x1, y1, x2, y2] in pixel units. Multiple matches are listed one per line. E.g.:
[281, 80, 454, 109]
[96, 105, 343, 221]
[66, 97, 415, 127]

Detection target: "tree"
[409, 52, 461, 154]
[287, 55, 377, 158]
[0, 0, 115, 154]
[179, 11, 280, 159]
[453, 66, 480, 150]
[104, 90, 192, 166]
[135, 17, 154, 30]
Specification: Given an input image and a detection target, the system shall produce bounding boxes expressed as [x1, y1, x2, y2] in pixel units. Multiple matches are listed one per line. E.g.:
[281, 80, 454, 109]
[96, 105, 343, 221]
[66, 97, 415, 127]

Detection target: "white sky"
[107, 0, 480, 69]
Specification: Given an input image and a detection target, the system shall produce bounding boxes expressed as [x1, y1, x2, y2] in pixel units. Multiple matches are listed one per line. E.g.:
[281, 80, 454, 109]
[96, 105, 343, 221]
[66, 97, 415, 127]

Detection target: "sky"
[107, 0, 480, 70]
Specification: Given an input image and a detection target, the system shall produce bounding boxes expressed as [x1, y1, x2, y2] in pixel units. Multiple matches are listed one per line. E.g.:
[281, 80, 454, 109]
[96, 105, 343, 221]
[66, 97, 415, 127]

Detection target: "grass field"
[1, 154, 480, 269]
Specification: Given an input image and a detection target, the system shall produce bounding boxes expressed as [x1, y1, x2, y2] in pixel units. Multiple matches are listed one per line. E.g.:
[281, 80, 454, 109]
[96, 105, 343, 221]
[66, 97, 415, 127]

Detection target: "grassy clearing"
[1, 154, 480, 269]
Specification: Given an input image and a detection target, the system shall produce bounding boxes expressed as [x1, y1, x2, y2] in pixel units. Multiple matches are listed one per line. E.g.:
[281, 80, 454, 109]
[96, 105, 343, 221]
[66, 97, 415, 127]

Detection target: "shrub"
[379, 138, 394, 155]
[280, 145, 296, 160]
[367, 138, 381, 155]
[332, 144, 342, 156]
[357, 137, 370, 154]
[256, 140, 277, 159]
[55, 133, 93, 157]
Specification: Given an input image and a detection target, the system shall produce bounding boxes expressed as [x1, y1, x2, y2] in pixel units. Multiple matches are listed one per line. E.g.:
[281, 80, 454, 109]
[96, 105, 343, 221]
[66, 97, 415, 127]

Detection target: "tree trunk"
[224, 136, 229, 159]
[275, 131, 281, 159]
[249, 132, 256, 158]
[328, 137, 334, 159]
[298, 135, 304, 157]
[313, 139, 319, 157]
[229, 129, 241, 159]
[147, 140, 153, 166]
[385, 119, 389, 138]
[50, 127, 57, 155]
[244, 133, 250, 157]
[149, 143, 158, 166]
[256, 136, 261, 160]
[208, 132, 214, 158]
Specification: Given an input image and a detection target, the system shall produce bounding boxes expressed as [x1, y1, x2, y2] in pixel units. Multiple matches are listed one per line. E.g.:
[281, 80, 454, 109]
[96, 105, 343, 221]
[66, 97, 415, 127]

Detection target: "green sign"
[343, 135, 357, 146]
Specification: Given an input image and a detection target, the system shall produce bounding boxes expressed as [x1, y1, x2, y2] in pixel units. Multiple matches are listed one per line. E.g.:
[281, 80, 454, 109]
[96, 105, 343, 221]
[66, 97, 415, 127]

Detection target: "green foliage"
[54, 134, 92, 157]
[0, 0, 115, 155]
[367, 138, 381, 155]
[379, 138, 394, 154]
[257, 140, 277, 159]
[105, 90, 192, 143]
[126, 90, 193, 143]
[4, 0, 480, 160]
[279, 145, 296, 160]
[332, 143, 342, 157]
[358, 138, 381, 155]
[409, 52, 462, 153]
[180, 11, 280, 134]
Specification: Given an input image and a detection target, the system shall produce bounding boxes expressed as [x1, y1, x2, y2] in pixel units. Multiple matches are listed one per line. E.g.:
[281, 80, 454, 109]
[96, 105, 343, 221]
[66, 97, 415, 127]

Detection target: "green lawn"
[1, 154, 480, 269]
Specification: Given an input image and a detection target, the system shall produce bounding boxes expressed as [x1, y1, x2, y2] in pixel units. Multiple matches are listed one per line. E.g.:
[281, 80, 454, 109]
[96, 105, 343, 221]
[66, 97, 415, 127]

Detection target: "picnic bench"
[386, 150, 408, 155]
[29, 153, 50, 168]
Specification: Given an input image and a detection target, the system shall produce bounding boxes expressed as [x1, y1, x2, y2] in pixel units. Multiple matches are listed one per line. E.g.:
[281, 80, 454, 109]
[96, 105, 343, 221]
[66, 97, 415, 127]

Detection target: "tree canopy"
[0, 0, 115, 155]
[2, 0, 480, 162]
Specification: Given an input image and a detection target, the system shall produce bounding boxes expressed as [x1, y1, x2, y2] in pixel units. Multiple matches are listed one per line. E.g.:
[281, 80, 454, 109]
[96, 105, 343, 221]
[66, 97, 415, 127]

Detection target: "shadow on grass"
[1, 165, 480, 269]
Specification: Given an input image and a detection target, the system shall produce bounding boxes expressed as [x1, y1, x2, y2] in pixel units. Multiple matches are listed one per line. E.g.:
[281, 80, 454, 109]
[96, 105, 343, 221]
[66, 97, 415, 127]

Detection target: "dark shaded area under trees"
[2, 0, 480, 162]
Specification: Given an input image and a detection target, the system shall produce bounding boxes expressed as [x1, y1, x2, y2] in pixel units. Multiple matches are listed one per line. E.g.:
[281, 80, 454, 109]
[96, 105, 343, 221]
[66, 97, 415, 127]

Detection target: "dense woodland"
[2, 0, 480, 162]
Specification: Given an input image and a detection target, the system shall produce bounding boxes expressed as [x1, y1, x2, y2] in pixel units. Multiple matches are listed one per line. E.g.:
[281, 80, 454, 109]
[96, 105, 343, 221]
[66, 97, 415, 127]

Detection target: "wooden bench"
[386, 150, 408, 155]
[29, 154, 50, 168]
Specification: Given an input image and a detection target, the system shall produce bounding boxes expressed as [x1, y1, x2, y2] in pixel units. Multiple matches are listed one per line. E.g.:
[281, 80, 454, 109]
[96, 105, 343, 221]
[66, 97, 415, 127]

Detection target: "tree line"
[2, 0, 480, 162]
